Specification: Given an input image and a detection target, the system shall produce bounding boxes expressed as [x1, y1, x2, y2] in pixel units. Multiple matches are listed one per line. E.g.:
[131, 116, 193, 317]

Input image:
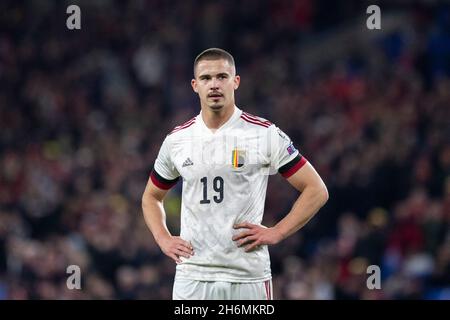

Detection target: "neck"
[201, 104, 235, 130]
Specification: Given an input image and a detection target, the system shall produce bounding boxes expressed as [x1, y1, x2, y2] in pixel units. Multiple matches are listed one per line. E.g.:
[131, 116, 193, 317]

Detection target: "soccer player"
[142, 48, 328, 300]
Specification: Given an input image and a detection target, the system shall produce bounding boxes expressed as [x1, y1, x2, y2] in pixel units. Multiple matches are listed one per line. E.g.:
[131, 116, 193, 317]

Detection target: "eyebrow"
[198, 72, 230, 79]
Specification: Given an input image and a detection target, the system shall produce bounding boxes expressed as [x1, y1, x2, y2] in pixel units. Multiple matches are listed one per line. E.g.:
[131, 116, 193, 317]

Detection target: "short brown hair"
[193, 48, 235, 76]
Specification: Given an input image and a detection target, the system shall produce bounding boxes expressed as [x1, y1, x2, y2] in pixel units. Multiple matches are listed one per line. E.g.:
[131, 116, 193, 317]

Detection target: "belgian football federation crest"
[231, 148, 246, 168]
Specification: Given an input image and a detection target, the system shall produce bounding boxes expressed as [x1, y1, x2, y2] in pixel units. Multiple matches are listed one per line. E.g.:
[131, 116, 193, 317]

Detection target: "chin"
[209, 104, 224, 111]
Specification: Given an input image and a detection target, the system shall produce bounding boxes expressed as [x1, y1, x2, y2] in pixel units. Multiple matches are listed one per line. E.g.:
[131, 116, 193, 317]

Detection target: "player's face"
[191, 59, 240, 112]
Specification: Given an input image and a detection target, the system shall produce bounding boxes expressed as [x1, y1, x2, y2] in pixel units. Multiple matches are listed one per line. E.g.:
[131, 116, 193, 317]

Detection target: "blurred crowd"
[0, 1, 449, 299]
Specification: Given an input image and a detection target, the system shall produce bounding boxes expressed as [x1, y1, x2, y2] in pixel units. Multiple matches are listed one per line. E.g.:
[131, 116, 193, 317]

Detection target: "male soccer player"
[142, 48, 328, 300]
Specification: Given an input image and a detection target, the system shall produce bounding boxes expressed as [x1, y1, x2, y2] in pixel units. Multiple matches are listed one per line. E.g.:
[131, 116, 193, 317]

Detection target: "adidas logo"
[182, 157, 194, 167]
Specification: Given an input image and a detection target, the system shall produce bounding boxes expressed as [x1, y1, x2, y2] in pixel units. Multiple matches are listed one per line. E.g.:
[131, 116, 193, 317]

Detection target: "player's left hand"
[232, 222, 283, 252]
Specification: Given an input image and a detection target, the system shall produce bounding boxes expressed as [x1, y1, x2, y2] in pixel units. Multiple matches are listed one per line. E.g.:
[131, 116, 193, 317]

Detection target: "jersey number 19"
[200, 176, 224, 204]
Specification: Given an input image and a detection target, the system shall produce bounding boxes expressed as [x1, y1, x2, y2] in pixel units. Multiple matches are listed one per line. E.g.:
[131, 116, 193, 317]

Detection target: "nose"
[210, 78, 219, 90]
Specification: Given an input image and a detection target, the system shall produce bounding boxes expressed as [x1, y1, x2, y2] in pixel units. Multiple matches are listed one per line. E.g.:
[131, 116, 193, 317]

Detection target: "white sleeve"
[151, 136, 180, 189]
[268, 124, 307, 178]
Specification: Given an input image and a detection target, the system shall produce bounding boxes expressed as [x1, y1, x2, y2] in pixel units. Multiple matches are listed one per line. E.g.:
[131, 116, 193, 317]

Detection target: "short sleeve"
[269, 125, 307, 178]
[150, 136, 180, 190]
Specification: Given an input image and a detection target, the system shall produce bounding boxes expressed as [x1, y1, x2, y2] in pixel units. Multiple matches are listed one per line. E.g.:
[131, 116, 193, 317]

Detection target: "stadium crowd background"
[0, 0, 449, 299]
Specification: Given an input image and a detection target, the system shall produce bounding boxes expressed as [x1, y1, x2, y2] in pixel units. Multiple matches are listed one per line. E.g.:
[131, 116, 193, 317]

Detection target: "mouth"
[208, 93, 223, 99]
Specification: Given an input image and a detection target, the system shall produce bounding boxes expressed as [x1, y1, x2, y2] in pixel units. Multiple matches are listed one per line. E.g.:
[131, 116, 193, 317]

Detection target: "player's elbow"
[141, 193, 148, 212]
[141, 190, 153, 212]
[141, 188, 163, 212]
[314, 180, 329, 208]
[319, 184, 329, 207]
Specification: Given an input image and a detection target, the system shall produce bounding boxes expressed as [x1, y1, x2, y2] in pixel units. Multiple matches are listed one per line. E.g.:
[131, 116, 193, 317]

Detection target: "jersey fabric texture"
[151, 106, 307, 283]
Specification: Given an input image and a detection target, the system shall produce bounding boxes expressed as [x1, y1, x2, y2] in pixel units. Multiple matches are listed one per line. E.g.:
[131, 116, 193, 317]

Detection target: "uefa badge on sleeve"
[287, 143, 297, 155]
[231, 148, 246, 168]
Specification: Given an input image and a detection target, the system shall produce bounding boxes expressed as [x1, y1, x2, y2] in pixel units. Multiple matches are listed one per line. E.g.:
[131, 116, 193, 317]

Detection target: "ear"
[191, 78, 198, 93]
[233, 75, 240, 90]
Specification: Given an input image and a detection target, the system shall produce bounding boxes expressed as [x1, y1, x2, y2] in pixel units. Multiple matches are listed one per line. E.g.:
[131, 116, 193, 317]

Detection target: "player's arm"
[233, 162, 328, 252]
[273, 161, 328, 239]
[142, 175, 194, 263]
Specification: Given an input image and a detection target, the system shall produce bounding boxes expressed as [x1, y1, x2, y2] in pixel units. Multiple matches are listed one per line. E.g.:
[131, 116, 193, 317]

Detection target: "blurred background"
[0, 0, 449, 300]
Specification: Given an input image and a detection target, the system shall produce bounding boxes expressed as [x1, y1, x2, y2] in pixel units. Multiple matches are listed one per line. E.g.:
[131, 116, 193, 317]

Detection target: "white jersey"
[151, 106, 307, 282]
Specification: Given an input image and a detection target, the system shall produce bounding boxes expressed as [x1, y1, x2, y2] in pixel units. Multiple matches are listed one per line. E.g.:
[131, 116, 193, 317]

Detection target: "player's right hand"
[159, 236, 194, 264]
